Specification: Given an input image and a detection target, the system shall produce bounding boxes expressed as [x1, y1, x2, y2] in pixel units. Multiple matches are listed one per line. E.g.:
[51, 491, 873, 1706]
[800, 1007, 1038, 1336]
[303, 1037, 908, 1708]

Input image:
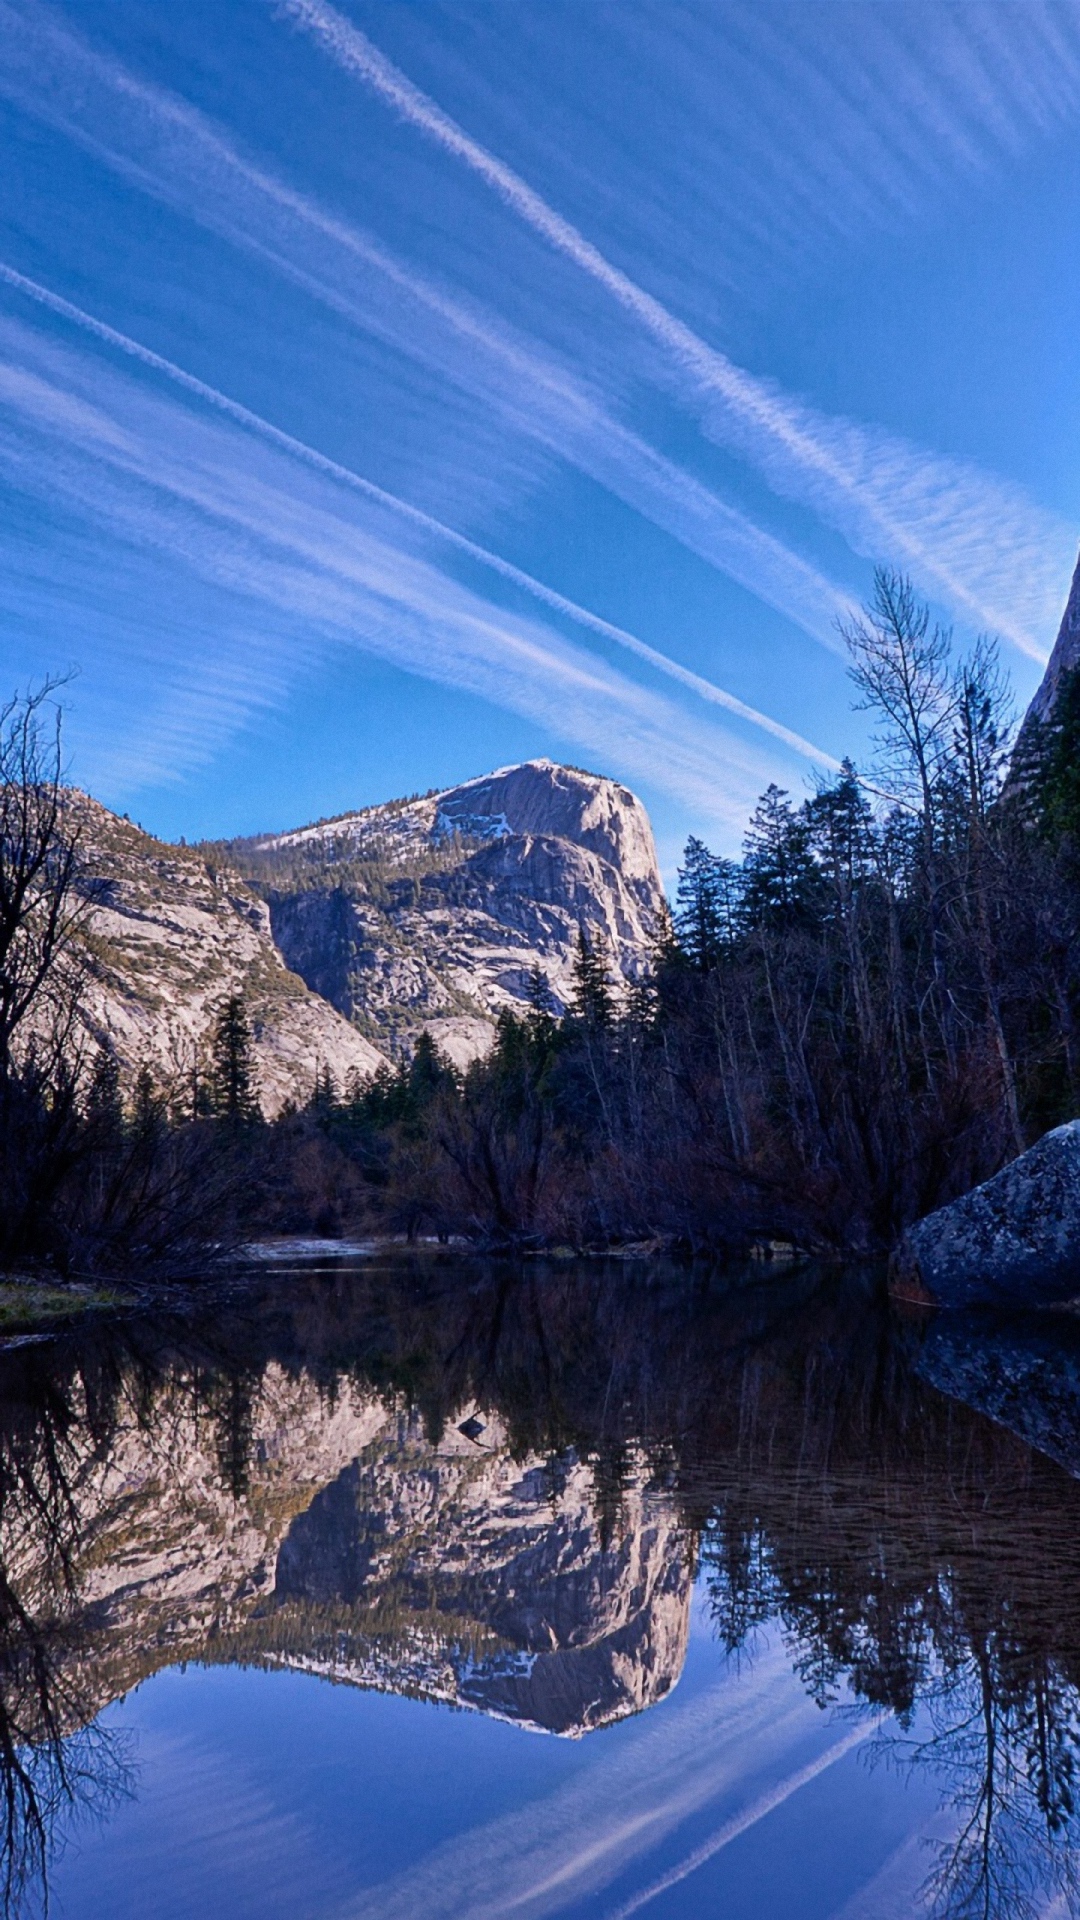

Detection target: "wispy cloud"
[281, 0, 1076, 661]
[0, 0, 1072, 820]
[331, 1647, 868, 1920]
[654, 3, 1080, 283]
[480, 2, 1080, 317]
[0, 0, 862, 652]
[605, 1720, 875, 1919]
[825, 1812, 958, 1920]
[0, 263, 839, 773]
[0, 317, 794, 824]
[61, 1719, 355, 1920]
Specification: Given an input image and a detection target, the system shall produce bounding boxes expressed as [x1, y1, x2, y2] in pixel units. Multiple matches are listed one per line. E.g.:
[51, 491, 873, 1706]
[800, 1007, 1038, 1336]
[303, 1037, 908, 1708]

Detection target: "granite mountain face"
[68, 761, 666, 1107]
[71, 795, 388, 1116]
[223, 759, 667, 1066]
[1019, 549, 1080, 735]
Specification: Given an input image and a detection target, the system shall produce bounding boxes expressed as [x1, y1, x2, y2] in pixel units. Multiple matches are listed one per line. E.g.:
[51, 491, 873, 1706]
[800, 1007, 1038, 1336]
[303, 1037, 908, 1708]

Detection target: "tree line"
[4, 566, 1080, 1268]
[262, 568, 1080, 1253]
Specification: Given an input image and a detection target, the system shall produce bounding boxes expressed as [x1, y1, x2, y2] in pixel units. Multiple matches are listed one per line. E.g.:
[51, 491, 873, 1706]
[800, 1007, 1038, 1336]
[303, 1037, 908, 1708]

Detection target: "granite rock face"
[893, 1121, 1080, 1308]
[71, 796, 388, 1115]
[235, 760, 667, 1066]
[61, 757, 666, 1101]
[273, 1413, 691, 1733]
[1017, 548, 1080, 740]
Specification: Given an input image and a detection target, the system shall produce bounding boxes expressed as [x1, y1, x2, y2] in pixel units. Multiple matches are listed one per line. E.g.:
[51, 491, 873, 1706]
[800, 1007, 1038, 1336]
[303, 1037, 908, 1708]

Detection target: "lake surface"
[2, 1252, 1080, 1919]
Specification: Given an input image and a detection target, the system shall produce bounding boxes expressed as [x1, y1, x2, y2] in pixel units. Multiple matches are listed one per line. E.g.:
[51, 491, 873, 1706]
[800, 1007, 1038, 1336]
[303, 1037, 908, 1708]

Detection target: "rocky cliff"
[1021, 549, 1080, 732]
[64, 759, 666, 1098]
[71, 796, 388, 1116]
[224, 760, 667, 1066]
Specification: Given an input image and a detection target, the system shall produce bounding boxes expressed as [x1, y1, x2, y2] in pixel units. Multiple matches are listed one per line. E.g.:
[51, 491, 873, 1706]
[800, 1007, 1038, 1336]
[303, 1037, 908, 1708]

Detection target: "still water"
[2, 1253, 1080, 1919]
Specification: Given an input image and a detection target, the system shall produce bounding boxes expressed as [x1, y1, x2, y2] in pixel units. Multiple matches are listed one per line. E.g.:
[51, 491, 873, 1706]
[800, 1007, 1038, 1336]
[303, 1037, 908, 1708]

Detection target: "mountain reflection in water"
[1, 1256, 1080, 1918]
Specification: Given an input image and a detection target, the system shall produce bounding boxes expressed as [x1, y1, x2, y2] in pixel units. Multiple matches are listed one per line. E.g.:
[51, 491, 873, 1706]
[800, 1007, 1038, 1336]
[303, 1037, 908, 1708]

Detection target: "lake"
[1, 1251, 1079, 1920]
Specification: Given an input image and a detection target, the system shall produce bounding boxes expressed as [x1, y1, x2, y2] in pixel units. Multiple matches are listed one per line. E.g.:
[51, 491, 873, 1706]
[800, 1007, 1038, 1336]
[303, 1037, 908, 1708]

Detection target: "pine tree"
[804, 760, 875, 899]
[571, 927, 614, 1028]
[131, 1062, 163, 1138]
[675, 836, 739, 968]
[524, 963, 558, 1052]
[408, 1029, 454, 1111]
[741, 786, 817, 927]
[85, 1044, 123, 1133]
[526, 962, 554, 1019]
[210, 995, 260, 1122]
[311, 1062, 338, 1113]
[1022, 665, 1080, 846]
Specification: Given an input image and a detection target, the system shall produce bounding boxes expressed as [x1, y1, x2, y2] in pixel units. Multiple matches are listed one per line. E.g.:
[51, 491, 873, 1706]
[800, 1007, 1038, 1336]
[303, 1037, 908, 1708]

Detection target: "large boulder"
[892, 1121, 1080, 1308]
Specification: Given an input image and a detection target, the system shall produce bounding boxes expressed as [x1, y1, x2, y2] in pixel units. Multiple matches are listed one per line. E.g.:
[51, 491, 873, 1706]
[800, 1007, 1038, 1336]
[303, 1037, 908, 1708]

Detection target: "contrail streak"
[0, 259, 839, 772]
[279, 0, 1069, 660]
[0, 2, 861, 653]
[603, 1720, 878, 1918]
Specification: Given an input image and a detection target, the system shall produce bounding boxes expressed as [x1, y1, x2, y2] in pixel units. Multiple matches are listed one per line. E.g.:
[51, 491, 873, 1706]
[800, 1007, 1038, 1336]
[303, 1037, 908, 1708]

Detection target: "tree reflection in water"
[0, 1350, 133, 1916]
[0, 1257, 1079, 1916]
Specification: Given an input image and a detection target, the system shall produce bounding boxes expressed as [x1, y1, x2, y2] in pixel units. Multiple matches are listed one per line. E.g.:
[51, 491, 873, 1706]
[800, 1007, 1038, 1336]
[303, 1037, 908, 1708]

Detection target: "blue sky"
[1, 0, 1079, 870]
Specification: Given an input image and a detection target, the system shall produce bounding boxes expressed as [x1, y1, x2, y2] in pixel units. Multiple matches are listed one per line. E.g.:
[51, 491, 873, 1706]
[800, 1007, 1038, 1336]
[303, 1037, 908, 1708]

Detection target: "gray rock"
[62, 756, 668, 1103]
[235, 758, 667, 1066]
[1013, 545, 1080, 760]
[893, 1120, 1080, 1308]
[68, 794, 389, 1116]
[30, 1368, 691, 1739]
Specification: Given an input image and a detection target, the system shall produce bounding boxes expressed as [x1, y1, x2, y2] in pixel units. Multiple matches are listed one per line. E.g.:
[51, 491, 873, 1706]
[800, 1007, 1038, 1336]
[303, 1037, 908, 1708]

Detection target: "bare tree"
[0, 681, 86, 1081]
[840, 568, 956, 835]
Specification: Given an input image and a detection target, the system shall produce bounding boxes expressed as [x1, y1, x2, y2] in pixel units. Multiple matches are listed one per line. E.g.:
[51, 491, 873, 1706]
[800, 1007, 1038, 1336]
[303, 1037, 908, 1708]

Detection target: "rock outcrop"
[892, 1120, 1080, 1308]
[226, 760, 666, 1066]
[1017, 547, 1080, 740]
[71, 796, 388, 1115]
[270, 1412, 690, 1734]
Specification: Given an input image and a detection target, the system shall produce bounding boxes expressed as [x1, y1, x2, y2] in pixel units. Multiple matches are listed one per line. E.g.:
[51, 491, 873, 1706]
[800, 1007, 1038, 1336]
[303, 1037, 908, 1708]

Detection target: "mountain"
[72, 795, 388, 1116]
[1016, 547, 1080, 746]
[221, 759, 667, 1065]
[64, 759, 666, 1102]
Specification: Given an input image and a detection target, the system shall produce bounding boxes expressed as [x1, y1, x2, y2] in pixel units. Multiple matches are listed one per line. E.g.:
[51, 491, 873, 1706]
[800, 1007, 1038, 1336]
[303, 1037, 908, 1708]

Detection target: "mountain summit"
[228, 760, 667, 1065]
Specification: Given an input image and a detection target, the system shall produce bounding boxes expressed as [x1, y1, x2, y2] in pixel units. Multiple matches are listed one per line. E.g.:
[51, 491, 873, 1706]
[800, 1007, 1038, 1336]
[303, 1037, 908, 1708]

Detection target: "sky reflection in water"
[51, 1610, 938, 1920]
[1, 1254, 1078, 1920]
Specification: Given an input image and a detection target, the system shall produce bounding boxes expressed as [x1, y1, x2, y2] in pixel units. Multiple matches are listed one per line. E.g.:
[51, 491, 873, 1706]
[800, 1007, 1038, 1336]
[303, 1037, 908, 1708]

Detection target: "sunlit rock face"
[63, 759, 665, 1090]
[236, 760, 667, 1066]
[25, 1367, 692, 1739]
[69, 796, 389, 1115]
[1019, 548, 1080, 734]
[65, 1364, 390, 1700]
